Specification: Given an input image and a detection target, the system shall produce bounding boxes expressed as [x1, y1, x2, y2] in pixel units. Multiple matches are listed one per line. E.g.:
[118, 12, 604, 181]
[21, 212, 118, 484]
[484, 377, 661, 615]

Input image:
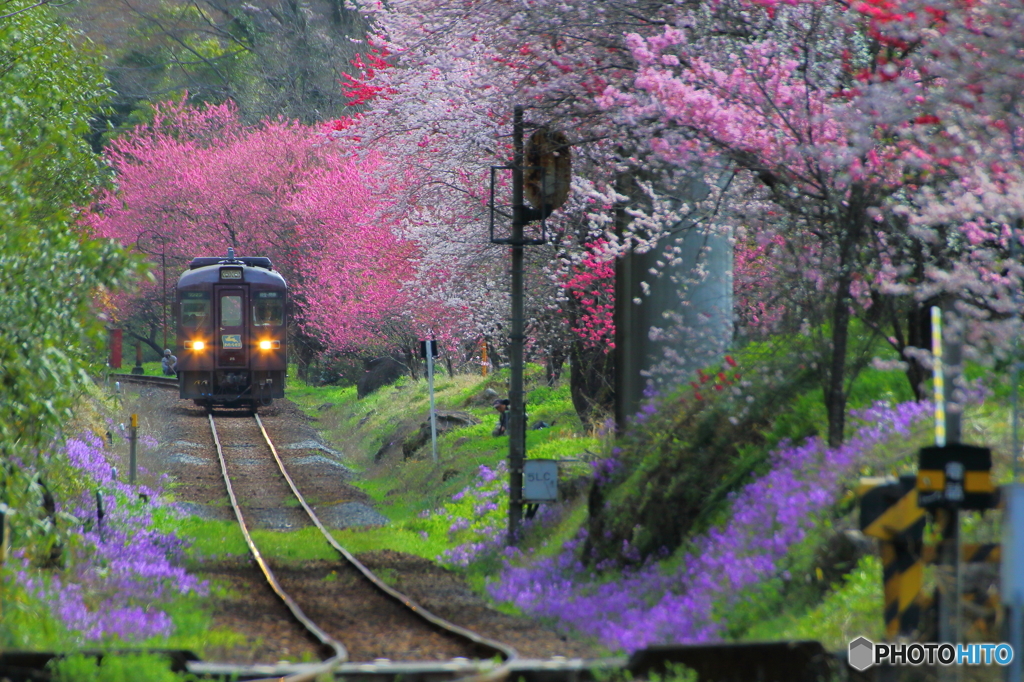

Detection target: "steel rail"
[252, 414, 519, 682]
[208, 414, 346, 682]
[109, 373, 179, 388]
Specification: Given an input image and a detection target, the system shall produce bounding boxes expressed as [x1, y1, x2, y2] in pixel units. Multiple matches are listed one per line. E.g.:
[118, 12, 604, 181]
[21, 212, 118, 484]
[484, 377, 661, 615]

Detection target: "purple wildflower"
[16, 434, 208, 643]
[488, 400, 932, 651]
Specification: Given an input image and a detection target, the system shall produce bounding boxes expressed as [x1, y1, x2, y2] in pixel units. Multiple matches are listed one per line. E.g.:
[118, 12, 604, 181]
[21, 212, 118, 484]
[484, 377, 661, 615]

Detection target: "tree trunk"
[128, 331, 163, 358]
[825, 270, 852, 447]
[546, 347, 567, 386]
[569, 339, 615, 429]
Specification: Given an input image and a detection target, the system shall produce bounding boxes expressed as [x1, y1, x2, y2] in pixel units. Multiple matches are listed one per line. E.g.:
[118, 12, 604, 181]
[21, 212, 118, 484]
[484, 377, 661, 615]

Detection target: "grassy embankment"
[283, 365, 601, 577]
[277, 358, 1017, 651]
[104, 356, 1020, 654]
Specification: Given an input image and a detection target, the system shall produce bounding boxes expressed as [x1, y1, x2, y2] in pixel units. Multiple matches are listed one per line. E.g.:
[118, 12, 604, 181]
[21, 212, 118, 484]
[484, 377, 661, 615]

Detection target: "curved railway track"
[207, 411, 518, 682]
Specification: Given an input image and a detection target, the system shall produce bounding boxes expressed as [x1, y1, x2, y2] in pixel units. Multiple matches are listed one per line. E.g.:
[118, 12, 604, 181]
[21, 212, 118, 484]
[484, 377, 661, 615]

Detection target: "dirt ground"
[118, 384, 604, 664]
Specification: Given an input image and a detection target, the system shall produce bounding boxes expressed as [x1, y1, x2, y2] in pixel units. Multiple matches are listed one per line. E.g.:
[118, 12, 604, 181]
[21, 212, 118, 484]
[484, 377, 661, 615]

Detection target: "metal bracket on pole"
[490, 166, 549, 245]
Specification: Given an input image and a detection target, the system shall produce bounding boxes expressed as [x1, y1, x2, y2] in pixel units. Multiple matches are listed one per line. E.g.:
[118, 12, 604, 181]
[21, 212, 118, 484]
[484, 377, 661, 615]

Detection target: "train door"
[214, 286, 247, 368]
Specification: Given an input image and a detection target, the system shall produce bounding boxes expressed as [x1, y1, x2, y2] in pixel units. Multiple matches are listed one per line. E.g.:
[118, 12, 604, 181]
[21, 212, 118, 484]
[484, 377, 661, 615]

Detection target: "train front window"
[221, 295, 243, 326]
[253, 298, 284, 326]
[182, 300, 209, 328]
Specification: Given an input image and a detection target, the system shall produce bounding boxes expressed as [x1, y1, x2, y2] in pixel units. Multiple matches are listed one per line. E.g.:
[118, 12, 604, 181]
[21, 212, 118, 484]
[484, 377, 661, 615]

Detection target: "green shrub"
[48, 653, 183, 682]
[583, 339, 821, 566]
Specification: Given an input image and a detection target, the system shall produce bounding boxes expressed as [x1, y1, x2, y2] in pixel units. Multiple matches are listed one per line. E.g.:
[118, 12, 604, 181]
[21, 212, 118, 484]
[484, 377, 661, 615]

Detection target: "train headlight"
[258, 340, 280, 350]
[185, 340, 205, 351]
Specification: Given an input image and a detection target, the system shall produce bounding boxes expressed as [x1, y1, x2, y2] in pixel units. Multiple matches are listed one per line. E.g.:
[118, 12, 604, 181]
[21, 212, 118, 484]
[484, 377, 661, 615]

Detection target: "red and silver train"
[175, 249, 287, 409]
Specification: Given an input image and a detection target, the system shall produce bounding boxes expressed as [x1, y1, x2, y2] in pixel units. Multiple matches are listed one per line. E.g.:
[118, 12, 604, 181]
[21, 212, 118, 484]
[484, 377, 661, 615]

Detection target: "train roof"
[176, 252, 287, 289]
[188, 256, 273, 270]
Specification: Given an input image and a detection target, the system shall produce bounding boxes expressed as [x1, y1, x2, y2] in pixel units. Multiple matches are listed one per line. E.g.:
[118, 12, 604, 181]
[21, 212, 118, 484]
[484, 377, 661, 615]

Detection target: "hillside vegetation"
[285, 346, 1016, 652]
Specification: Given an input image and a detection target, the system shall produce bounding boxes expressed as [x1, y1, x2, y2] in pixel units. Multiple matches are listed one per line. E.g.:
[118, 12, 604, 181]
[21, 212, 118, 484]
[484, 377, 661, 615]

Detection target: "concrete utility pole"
[614, 170, 734, 429]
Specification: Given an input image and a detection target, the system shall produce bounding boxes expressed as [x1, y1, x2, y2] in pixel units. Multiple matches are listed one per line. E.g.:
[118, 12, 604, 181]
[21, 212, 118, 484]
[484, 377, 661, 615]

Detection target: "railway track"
[109, 373, 179, 389]
[205, 411, 518, 682]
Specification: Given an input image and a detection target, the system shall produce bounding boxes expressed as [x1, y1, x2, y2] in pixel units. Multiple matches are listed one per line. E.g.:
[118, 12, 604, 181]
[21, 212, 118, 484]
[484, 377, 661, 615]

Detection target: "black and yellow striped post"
[859, 474, 926, 639]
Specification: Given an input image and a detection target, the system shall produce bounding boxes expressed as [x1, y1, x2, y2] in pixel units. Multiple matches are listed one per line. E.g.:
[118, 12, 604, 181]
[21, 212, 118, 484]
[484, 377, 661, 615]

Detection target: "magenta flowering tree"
[883, 0, 1024, 374]
[562, 239, 616, 351]
[85, 99, 416, 357]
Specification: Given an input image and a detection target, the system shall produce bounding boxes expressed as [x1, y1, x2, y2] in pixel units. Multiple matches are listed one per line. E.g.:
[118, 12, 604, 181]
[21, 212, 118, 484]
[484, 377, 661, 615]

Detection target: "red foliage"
[562, 239, 616, 351]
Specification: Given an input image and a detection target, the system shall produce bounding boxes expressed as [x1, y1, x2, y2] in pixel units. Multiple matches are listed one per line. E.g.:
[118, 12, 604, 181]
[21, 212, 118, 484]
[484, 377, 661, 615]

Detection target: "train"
[175, 249, 287, 410]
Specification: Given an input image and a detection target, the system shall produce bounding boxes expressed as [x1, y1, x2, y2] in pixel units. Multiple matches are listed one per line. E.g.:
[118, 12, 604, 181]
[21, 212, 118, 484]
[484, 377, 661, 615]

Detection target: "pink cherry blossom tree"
[594, 0, 958, 443]
[85, 98, 416, 358]
[345, 0, 720, 421]
[888, 0, 1024, 376]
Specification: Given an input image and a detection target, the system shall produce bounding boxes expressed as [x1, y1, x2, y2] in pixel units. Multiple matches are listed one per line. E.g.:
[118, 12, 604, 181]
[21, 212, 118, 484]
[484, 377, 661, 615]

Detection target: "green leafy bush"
[48, 653, 183, 682]
[584, 340, 821, 566]
[0, 0, 140, 564]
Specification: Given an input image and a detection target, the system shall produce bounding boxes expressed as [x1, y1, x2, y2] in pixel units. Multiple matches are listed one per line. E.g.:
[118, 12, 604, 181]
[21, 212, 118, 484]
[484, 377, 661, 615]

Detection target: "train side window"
[182, 300, 209, 328]
[253, 299, 284, 326]
[221, 295, 243, 326]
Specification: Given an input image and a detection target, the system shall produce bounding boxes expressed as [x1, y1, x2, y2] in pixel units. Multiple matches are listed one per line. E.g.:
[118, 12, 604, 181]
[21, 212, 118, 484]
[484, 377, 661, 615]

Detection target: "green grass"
[109, 360, 169, 377]
[49, 653, 185, 682]
[743, 554, 885, 649]
[286, 365, 594, 523]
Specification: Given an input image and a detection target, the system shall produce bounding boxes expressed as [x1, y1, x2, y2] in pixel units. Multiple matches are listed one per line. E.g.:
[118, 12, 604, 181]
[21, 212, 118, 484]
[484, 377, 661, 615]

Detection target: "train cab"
[175, 249, 287, 408]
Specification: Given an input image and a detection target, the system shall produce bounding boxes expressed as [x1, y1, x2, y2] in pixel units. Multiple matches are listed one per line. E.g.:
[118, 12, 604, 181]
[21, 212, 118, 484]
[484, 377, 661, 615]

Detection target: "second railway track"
[206, 409, 517, 679]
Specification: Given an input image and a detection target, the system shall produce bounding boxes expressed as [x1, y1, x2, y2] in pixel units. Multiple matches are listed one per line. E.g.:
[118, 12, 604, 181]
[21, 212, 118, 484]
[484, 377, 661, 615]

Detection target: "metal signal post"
[492, 106, 571, 544]
[508, 106, 527, 543]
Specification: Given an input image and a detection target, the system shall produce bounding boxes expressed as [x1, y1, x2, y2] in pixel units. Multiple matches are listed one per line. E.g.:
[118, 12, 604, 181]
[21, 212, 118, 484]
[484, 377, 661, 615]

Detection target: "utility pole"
[508, 105, 527, 542]
[490, 105, 570, 544]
